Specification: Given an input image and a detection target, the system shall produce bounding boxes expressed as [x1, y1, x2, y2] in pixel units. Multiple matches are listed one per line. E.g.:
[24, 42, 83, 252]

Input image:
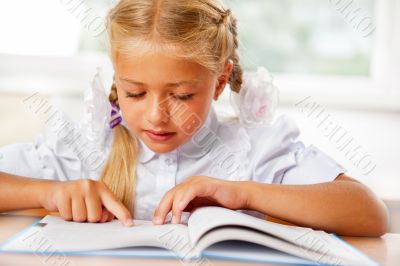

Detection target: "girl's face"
[114, 52, 231, 153]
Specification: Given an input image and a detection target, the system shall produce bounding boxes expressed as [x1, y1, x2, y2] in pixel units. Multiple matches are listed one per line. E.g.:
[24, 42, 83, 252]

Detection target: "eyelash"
[126, 92, 145, 98]
[125, 92, 194, 101]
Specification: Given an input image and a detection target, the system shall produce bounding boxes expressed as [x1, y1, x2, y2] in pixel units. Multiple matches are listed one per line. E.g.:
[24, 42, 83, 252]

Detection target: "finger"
[100, 208, 114, 223]
[153, 191, 174, 225]
[107, 212, 115, 222]
[72, 197, 87, 222]
[172, 191, 188, 224]
[99, 208, 109, 223]
[99, 186, 133, 226]
[85, 194, 103, 223]
[179, 188, 199, 210]
[57, 196, 72, 221]
[173, 187, 202, 222]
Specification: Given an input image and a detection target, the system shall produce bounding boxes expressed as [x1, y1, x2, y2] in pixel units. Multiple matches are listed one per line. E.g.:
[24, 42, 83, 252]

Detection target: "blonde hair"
[100, 0, 244, 215]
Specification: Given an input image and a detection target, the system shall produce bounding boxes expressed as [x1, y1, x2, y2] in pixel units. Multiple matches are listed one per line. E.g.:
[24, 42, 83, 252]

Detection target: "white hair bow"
[230, 66, 279, 128]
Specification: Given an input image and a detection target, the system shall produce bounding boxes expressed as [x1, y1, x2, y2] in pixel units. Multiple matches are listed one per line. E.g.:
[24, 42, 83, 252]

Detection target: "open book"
[0, 207, 377, 265]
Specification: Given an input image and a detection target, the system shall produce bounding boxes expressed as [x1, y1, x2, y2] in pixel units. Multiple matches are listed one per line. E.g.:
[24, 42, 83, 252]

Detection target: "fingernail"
[125, 219, 134, 227]
[153, 216, 162, 225]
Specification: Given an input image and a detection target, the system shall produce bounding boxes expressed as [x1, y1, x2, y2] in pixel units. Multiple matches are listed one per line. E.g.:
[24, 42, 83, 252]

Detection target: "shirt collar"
[138, 105, 219, 163]
[138, 137, 156, 163]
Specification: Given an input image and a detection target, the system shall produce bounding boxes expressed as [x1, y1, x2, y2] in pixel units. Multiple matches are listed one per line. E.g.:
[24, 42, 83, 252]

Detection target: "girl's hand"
[40, 179, 133, 226]
[153, 176, 249, 224]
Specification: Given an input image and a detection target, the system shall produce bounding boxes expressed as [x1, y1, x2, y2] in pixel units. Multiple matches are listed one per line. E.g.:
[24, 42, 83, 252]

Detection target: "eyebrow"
[120, 78, 200, 87]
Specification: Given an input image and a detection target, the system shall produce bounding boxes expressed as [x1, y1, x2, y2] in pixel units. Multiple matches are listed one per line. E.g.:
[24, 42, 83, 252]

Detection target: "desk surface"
[0, 211, 399, 266]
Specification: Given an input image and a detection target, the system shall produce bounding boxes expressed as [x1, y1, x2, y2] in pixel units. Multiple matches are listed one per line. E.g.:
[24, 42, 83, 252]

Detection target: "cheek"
[173, 99, 211, 137]
[118, 100, 142, 132]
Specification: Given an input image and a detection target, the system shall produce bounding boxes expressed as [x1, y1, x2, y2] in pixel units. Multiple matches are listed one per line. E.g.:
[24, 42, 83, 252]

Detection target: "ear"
[214, 60, 233, 101]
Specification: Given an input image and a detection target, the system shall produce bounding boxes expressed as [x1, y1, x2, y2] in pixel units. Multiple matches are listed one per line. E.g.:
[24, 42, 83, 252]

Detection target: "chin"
[146, 142, 179, 154]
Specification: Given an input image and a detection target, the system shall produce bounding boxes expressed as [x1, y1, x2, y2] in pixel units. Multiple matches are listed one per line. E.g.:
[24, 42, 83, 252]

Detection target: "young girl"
[0, 0, 388, 237]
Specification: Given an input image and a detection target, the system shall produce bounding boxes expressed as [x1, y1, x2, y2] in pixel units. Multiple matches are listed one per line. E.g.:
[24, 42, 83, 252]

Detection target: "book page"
[194, 227, 377, 265]
[188, 207, 309, 245]
[187, 207, 375, 264]
[1, 215, 191, 257]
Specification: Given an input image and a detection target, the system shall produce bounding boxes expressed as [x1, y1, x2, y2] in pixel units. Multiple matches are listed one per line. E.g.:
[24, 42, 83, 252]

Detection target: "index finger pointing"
[99, 188, 133, 227]
[153, 191, 174, 225]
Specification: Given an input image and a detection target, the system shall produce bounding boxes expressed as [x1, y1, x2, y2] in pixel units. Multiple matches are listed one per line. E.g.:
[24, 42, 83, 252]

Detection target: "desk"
[1, 210, 399, 266]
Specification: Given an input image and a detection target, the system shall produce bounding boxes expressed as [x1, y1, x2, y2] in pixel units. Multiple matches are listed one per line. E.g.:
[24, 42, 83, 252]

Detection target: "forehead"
[114, 52, 214, 84]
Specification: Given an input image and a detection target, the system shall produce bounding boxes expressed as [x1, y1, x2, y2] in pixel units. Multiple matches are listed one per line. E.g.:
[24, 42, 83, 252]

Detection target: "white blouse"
[0, 103, 345, 220]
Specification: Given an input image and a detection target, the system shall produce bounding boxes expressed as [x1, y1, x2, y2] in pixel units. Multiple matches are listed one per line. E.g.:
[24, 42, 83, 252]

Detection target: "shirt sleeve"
[247, 115, 346, 185]
[0, 123, 112, 181]
[0, 142, 46, 180]
[0, 133, 85, 181]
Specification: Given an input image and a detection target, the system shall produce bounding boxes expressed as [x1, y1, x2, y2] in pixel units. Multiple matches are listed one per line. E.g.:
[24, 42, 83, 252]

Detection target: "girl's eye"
[126, 92, 145, 98]
[125, 92, 194, 101]
[171, 94, 194, 100]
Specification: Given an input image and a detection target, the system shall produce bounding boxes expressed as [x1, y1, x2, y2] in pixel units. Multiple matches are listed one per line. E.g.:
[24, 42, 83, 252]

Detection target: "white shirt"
[0, 104, 345, 220]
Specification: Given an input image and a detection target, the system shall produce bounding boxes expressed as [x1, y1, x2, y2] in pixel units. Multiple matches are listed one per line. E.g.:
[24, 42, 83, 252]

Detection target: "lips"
[145, 130, 176, 141]
[146, 130, 175, 135]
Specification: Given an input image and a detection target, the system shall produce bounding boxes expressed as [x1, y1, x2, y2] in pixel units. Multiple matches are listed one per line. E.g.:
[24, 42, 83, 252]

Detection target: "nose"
[145, 96, 170, 126]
